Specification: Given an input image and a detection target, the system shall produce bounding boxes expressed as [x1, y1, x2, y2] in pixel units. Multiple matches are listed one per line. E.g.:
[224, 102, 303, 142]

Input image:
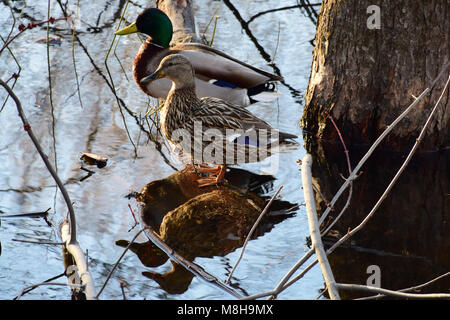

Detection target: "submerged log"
[301, 0, 449, 153]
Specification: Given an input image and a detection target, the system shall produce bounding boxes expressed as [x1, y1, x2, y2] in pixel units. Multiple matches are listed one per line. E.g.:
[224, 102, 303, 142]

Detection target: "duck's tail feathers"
[274, 140, 300, 153]
[248, 82, 282, 103]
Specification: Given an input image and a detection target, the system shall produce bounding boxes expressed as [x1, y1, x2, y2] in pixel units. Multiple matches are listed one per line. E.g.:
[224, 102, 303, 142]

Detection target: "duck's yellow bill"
[115, 22, 138, 35]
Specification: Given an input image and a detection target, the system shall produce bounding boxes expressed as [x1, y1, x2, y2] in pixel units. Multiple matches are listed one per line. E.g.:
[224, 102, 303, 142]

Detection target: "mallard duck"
[140, 54, 297, 186]
[115, 8, 282, 107]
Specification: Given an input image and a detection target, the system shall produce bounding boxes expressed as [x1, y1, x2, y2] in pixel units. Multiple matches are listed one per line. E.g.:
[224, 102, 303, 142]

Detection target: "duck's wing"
[192, 98, 297, 143]
[174, 43, 283, 88]
[175, 43, 282, 105]
[186, 98, 297, 164]
[192, 97, 270, 130]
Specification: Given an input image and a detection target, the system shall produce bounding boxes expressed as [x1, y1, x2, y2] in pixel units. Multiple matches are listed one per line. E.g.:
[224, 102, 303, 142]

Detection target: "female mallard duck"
[115, 8, 282, 107]
[140, 54, 297, 186]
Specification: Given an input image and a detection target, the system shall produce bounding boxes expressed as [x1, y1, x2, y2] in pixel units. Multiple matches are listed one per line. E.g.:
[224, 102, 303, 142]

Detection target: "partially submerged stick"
[142, 225, 242, 299]
[302, 154, 340, 300]
[61, 221, 97, 299]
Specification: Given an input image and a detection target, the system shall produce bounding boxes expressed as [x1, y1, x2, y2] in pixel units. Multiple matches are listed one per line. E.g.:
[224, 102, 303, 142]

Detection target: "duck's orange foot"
[196, 164, 226, 187]
[196, 163, 222, 174]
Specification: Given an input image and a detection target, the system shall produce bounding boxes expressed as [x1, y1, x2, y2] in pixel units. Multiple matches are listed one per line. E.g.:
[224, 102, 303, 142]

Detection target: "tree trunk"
[301, 0, 449, 152]
[156, 0, 199, 44]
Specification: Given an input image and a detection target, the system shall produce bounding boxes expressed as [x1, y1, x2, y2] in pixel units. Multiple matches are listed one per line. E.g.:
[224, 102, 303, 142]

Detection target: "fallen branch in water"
[142, 225, 243, 299]
[61, 221, 96, 300]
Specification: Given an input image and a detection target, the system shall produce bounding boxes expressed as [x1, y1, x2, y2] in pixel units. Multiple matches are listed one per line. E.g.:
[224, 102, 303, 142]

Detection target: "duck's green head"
[115, 8, 173, 47]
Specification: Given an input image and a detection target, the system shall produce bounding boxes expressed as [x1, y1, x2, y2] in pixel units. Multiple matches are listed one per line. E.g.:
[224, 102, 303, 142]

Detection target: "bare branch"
[336, 283, 450, 299]
[302, 154, 340, 299]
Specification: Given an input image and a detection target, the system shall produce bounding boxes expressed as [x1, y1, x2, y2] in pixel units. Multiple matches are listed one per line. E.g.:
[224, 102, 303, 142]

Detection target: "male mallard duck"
[140, 54, 297, 186]
[115, 8, 282, 107]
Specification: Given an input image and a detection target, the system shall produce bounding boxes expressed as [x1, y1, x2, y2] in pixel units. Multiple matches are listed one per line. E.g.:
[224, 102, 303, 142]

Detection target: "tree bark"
[156, 0, 199, 44]
[301, 0, 449, 152]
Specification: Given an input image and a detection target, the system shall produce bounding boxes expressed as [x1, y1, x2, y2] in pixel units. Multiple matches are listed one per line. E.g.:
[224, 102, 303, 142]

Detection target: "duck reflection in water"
[117, 167, 298, 294]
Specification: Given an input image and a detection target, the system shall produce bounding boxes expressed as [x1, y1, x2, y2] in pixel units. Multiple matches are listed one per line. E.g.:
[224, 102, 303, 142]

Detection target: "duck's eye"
[167, 62, 174, 67]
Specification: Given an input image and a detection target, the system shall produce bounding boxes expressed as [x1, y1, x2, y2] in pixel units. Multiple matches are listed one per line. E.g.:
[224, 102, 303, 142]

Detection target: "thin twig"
[13, 272, 66, 300]
[226, 185, 283, 283]
[247, 3, 322, 25]
[104, 0, 139, 159]
[209, 16, 219, 47]
[15, 282, 84, 300]
[336, 283, 450, 299]
[0, 34, 21, 113]
[0, 15, 69, 55]
[357, 271, 450, 300]
[71, 0, 84, 108]
[320, 113, 353, 236]
[119, 280, 128, 300]
[96, 228, 144, 299]
[266, 247, 314, 299]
